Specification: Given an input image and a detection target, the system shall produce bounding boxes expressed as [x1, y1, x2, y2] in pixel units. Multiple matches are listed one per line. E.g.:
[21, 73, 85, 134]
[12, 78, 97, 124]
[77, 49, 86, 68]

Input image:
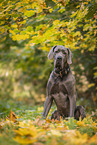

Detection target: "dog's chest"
[50, 80, 68, 95]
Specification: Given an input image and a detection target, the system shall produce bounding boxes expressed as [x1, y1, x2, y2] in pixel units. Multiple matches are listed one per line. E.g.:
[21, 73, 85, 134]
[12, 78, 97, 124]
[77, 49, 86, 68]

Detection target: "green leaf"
[24, 10, 35, 17]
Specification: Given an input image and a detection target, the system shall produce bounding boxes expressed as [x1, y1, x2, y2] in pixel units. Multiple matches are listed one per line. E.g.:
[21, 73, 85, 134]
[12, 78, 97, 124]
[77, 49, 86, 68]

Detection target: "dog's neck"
[54, 63, 70, 78]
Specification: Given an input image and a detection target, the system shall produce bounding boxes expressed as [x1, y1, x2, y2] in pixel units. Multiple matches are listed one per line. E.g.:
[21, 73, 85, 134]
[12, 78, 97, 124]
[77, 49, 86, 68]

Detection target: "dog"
[42, 45, 86, 120]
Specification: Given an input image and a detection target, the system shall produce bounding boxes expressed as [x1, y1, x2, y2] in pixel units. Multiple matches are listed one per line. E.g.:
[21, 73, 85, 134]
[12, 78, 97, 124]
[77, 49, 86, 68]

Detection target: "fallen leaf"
[50, 129, 62, 136]
[88, 134, 97, 144]
[76, 121, 85, 126]
[14, 126, 37, 137]
[13, 136, 37, 144]
[9, 110, 17, 122]
[33, 143, 44, 145]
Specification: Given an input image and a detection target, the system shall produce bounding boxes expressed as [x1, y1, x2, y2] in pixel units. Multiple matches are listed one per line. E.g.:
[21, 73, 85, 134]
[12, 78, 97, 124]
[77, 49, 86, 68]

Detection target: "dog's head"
[48, 45, 72, 69]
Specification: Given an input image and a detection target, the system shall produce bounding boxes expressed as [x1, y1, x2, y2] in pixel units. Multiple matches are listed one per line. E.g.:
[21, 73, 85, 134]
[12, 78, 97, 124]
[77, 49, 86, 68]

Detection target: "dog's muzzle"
[57, 56, 62, 61]
[56, 56, 62, 69]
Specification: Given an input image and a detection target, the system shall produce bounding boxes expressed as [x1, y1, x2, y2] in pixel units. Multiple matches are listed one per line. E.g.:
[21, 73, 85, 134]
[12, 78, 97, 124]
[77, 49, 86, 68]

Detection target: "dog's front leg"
[69, 96, 76, 117]
[42, 96, 53, 118]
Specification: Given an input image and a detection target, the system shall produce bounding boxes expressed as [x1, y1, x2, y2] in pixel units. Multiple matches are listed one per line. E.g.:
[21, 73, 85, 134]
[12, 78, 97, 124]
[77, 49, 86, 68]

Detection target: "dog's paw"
[51, 110, 62, 120]
[74, 106, 86, 120]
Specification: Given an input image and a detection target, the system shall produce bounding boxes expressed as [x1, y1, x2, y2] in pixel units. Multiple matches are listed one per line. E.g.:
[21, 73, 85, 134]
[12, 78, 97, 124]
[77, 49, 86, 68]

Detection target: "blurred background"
[0, 0, 97, 116]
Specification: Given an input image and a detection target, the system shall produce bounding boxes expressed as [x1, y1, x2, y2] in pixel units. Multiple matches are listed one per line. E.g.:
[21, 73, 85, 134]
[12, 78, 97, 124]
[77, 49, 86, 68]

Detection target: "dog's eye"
[62, 50, 66, 54]
[55, 51, 59, 53]
[63, 52, 66, 54]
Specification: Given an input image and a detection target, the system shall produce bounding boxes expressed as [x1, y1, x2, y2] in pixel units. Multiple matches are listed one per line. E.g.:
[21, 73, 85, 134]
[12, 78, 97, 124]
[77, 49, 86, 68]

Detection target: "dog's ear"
[48, 45, 57, 60]
[67, 48, 72, 64]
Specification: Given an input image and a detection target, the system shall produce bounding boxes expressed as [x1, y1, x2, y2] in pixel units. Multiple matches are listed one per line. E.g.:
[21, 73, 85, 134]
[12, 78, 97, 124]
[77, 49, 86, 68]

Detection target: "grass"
[0, 100, 97, 145]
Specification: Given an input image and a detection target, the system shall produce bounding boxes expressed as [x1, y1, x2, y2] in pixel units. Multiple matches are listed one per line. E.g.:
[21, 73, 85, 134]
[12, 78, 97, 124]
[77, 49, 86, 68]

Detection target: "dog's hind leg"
[51, 110, 62, 120]
[74, 106, 86, 120]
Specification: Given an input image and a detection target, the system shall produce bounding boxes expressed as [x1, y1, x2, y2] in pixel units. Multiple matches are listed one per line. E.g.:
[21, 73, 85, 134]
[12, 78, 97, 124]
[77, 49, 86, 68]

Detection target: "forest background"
[0, 0, 97, 115]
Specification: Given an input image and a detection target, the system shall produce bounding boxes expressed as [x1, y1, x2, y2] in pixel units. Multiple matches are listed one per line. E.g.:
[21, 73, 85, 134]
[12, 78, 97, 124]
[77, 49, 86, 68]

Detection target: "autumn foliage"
[0, 0, 97, 101]
[0, 106, 97, 145]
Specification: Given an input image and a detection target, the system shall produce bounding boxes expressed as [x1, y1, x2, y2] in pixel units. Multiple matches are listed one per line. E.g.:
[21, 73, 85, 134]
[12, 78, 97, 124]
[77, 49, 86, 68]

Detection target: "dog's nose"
[57, 56, 62, 60]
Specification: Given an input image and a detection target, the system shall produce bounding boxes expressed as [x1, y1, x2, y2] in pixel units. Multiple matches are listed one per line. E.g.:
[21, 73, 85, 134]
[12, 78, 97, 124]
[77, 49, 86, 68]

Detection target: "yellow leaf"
[76, 121, 84, 126]
[94, 72, 97, 77]
[93, 126, 97, 132]
[50, 129, 62, 136]
[13, 136, 37, 144]
[37, 106, 44, 111]
[49, 8, 53, 13]
[24, 10, 35, 17]
[64, 130, 88, 144]
[9, 30, 16, 35]
[88, 83, 95, 88]
[88, 135, 97, 144]
[73, 31, 81, 37]
[11, 24, 17, 28]
[21, 20, 26, 24]
[83, 2, 88, 5]
[53, 20, 60, 25]
[14, 126, 37, 137]
[41, 26, 47, 31]
[76, 5, 80, 8]
[72, 132, 88, 144]
[71, 11, 78, 18]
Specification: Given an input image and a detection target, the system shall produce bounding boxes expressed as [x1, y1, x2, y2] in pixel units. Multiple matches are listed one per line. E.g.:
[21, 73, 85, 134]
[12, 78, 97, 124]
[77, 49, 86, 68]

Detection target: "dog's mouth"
[55, 61, 62, 70]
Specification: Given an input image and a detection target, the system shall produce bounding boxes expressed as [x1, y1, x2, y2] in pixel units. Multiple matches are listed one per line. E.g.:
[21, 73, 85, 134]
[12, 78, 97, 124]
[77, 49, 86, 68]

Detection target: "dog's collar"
[54, 65, 70, 78]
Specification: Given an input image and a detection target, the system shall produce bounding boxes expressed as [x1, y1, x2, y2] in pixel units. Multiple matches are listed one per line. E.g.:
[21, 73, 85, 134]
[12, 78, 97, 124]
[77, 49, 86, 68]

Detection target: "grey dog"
[42, 45, 86, 120]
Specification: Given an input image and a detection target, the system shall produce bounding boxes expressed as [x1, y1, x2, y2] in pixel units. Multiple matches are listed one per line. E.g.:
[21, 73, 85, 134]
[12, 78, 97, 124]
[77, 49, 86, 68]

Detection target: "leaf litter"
[0, 108, 97, 145]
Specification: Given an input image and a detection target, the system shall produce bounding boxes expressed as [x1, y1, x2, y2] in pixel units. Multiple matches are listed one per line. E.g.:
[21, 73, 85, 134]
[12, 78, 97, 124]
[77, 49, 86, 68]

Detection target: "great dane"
[42, 45, 86, 120]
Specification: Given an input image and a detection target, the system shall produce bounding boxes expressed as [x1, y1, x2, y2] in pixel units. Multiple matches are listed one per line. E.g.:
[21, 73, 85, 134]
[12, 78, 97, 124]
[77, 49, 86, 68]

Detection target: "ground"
[0, 103, 97, 145]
